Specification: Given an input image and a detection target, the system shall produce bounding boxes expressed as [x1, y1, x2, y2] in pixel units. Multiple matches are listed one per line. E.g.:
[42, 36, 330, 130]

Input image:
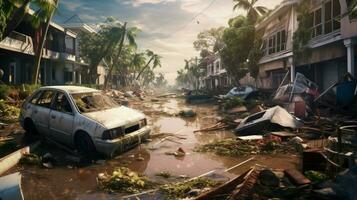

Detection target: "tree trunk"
[136, 56, 153, 80]
[2, 0, 31, 41]
[32, 0, 59, 84]
[103, 22, 127, 91]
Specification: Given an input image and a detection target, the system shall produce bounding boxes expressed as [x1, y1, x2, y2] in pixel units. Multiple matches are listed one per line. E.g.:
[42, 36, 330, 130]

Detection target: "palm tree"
[1, 0, 56, 41]
[233, 0, 268, 22]
[136, 50, 161, 80]
[103, 21, 138, 90]
[130, 52, 146, 83]
[32, 0, 59, 84]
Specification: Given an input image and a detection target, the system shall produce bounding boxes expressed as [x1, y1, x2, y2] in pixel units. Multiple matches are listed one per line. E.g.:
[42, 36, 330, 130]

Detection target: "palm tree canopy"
[233, 0, 268, 22]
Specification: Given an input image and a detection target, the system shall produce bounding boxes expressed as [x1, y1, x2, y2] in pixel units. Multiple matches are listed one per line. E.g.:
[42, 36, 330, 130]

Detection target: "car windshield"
[71, 92, 119, 113]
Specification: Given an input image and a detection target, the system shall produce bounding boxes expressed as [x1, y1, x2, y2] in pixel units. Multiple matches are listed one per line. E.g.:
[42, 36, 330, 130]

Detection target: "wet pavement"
[7, 96, 300, 200]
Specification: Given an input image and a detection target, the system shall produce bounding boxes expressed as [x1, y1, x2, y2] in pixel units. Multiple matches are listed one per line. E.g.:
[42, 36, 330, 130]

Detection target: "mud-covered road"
[7, 96, 300, 200]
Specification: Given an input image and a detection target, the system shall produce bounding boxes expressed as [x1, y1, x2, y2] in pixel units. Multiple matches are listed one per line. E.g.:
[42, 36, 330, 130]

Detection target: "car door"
[32, 90, 55, 135]
[49, 92, 74, 145]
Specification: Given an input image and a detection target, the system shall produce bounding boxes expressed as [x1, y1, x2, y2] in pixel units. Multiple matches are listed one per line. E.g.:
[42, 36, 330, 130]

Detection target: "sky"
[55, 0, 283, 84]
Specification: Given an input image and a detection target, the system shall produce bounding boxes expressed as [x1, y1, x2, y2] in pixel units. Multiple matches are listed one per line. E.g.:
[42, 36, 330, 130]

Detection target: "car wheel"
[75, 132, 97, 157]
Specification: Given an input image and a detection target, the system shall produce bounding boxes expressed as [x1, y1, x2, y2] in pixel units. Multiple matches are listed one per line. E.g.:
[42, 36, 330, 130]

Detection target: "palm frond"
[256, 6, 269, 15]
[233, 0, 251, 11]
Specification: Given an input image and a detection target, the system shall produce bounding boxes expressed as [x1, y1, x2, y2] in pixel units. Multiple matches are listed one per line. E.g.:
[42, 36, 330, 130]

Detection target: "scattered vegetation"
[19, 153, 42, 166]
[160, 178, 219, 199]
[98, 167, 154, 194]
[195, 139, 295, 157]
[155, 171, 172, 179]
[304, 170, 329, 182]
[0, 99, 20, 122]
[222, 97, 246, 110]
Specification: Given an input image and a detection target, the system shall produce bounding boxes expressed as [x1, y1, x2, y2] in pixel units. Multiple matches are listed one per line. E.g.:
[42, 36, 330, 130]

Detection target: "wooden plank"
[237, 135, 263, 141]
[284, 169, 311, 185]
[194, 168, 254, 200]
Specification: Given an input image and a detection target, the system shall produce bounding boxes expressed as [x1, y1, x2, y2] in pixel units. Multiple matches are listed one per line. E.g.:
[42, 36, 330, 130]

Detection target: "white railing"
[0, 31, 34, 54]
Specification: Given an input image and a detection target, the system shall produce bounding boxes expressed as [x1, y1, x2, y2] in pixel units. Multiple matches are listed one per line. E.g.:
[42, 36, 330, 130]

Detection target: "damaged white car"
[19, 86, 150, 157]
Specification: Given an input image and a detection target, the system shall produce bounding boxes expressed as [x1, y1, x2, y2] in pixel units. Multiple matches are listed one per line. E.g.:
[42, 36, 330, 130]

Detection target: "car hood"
[82, 106, 145, 129]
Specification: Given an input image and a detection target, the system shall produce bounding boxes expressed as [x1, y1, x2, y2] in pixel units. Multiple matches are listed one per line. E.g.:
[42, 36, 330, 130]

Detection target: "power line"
[170, 0, 218, 36]
[147, 0, 219, 51]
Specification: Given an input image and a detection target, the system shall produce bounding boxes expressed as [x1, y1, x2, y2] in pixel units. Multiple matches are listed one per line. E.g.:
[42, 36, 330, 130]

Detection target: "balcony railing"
[0, 31, 34, 54]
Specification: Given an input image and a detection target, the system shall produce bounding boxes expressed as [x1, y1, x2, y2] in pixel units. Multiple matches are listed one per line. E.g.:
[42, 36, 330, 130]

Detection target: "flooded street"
[11, 97, 300, 200]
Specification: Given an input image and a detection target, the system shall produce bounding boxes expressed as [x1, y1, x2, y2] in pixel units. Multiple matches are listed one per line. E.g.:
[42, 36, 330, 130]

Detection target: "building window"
[310, 0, 340, 38]
[311, 8, 323, 38]
[265, 29, 286, 55]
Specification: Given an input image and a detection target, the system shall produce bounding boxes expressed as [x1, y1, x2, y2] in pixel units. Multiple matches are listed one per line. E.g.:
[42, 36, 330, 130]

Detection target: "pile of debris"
[159, 178, 219, 199]
[97, 167, 155, 194]
[195, 136, 296, 157]
[0, 99, 20, 122]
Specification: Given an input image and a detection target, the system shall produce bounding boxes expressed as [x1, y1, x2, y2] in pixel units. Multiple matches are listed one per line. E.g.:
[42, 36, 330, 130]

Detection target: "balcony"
[0, 31, 34, 54]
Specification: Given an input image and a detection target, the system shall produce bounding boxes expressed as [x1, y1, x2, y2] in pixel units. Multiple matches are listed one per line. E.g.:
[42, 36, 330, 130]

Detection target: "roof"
[255, 0, 299, 30]
[40, 86, 99, 93]
[62, 15, 97, 34]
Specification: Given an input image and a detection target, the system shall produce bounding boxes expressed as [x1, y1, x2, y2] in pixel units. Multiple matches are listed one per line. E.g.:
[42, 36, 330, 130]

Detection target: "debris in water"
[195, 138, 296, 157]
[19, 153, 41, 166]
[159, 178, 219, 199]
[155, 171, 172, 179]
[97, 167, 154, 194]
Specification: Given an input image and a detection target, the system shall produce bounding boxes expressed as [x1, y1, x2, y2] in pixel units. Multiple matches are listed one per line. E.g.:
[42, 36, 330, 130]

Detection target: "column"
[344, 39, 355, 77]
[289, 57, 295, 82]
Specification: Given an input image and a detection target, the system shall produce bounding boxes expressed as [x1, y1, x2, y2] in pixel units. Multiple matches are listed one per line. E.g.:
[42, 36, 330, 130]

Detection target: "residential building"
[0, 10, 81, 85]
[62, 15, 107, 85]
[256, 0, 357, 91]
[201, 53, 231, 90]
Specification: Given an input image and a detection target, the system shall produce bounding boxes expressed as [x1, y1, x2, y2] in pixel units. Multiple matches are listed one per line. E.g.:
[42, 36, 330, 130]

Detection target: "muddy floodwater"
[10, 97, 300, 200]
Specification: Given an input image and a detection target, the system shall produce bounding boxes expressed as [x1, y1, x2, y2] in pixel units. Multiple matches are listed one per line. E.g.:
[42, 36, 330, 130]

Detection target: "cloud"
[121, 0, 175, 7]
[57, 0, 283, 84]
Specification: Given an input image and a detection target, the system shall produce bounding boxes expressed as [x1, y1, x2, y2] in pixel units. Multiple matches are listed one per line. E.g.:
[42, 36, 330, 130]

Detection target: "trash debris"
[178, 109, 197, 117]
[259, 169, 279, 187]
[235, 106, 303, 136]
[237, 135, 263, 141]
[165, 147, 186, 157]
[97, 167, 154, 194]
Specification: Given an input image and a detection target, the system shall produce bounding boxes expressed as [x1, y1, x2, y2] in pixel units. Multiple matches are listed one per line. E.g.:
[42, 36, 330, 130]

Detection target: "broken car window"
[71, 92, 119, 113]
[53, 92, 73, 114]
[36, 90, 55, 108]
[30, 91, 42, 104]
